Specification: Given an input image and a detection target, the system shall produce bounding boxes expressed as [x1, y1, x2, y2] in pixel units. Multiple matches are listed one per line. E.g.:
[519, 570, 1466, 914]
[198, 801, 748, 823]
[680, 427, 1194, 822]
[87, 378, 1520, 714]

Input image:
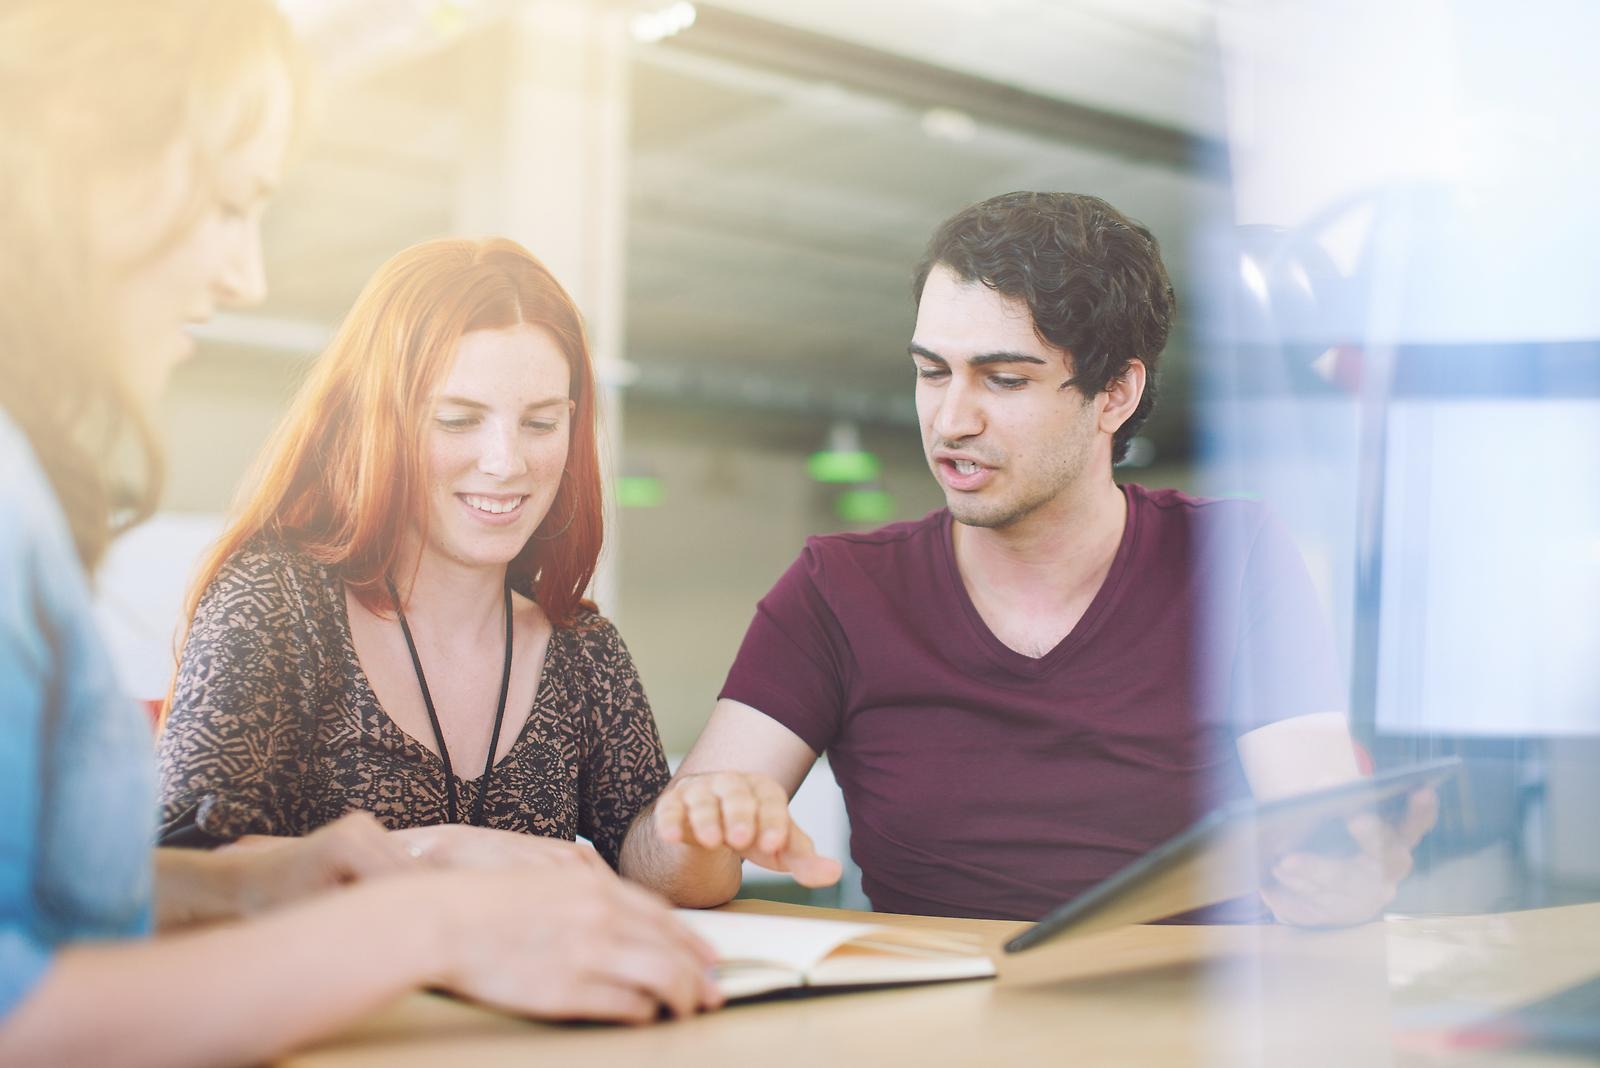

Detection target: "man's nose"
[932, 378, 983, 442]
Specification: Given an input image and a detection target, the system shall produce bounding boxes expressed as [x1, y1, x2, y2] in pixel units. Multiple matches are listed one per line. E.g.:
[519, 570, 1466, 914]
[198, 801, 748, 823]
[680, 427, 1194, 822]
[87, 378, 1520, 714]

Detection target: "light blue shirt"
[1, 411, 155, 1020]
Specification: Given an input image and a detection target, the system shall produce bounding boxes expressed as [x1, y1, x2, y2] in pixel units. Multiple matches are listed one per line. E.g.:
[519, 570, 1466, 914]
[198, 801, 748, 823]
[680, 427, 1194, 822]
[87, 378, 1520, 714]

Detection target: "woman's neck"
[390, 542, 509, 644]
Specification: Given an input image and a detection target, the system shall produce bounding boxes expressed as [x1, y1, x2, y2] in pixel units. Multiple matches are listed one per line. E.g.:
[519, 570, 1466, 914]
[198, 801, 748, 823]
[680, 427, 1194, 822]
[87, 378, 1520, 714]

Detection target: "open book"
[675, 909, 996, 1002]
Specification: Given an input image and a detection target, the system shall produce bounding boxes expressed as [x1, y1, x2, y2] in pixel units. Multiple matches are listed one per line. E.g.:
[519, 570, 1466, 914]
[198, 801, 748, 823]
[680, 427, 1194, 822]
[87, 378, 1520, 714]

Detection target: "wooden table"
[280, 900, 1600, 1067]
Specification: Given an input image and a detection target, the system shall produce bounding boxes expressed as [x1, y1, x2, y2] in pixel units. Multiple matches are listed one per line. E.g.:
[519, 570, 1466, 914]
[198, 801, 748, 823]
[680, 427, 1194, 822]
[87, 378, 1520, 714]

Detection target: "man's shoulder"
[801, 509, 947, 559]
[1124, 483, 1298, 591]
[1127, 481, 1262, 517]
[758, 510, 949, 609]
[793, 510, 947, 581]
[1126, 482, 1269, 540]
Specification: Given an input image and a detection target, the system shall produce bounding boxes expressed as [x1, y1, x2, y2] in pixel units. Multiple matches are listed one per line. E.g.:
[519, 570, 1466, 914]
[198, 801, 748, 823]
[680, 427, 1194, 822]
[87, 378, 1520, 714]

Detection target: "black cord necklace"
[385, 576, 514, 827]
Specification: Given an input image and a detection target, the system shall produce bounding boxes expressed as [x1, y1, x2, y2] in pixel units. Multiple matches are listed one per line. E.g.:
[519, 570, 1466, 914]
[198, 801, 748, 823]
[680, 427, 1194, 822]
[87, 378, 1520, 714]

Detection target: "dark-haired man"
[620, 192, 1434, 924]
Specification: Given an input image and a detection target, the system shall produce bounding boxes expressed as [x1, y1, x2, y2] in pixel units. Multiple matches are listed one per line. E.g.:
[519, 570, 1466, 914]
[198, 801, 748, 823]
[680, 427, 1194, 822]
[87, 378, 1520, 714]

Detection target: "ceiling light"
[808, 422, 881, 484]
[616, 474, 665, 508]
[921, 106, 977, 143]
[631, 2, 696, 44]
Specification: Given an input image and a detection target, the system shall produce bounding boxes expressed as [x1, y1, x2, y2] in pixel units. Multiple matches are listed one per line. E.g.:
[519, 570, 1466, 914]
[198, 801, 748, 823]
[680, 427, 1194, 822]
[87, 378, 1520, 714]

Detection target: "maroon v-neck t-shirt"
[719, 483, 1342, 921]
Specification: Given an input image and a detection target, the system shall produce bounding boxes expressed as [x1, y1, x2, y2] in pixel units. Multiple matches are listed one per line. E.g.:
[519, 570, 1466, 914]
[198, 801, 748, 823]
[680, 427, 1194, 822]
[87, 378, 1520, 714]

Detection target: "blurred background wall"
[120, 0, 1217, 742]
[99, 0, 1597, 911]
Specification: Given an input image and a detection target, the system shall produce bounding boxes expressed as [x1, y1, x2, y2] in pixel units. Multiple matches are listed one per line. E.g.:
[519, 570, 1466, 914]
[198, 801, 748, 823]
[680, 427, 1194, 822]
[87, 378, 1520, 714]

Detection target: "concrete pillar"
[455, 0, 632, 617]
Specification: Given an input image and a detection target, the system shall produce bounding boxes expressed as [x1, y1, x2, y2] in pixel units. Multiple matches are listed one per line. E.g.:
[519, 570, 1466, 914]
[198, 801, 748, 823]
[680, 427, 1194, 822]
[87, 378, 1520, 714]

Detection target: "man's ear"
[1098, 358, 1147, 437]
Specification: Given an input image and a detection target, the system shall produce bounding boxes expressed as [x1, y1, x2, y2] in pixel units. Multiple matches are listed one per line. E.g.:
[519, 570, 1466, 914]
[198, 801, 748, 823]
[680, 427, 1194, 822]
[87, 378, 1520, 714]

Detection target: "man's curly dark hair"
[912, 191, 1176, 465]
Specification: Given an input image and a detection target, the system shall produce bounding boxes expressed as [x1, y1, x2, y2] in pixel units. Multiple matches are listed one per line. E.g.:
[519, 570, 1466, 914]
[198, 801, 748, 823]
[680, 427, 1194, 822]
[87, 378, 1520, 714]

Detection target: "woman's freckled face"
[422, 324, 574, 571]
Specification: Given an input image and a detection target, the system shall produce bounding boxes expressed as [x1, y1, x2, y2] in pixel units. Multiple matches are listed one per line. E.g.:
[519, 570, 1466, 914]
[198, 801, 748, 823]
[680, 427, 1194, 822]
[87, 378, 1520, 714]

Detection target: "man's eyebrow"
[909, 343, 1047, 368]
[969, 351, 1048, 368]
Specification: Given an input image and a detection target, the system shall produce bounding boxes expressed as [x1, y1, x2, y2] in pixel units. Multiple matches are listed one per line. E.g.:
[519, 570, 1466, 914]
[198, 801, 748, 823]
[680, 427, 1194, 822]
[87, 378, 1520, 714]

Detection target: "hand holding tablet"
[1006, 758, 1462, 953]
[1261, 785, 1440, 927]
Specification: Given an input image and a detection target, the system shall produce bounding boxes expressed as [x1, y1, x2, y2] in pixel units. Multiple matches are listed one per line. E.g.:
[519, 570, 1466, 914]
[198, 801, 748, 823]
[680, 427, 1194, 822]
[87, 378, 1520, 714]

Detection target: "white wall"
[612, 424, 943, 751]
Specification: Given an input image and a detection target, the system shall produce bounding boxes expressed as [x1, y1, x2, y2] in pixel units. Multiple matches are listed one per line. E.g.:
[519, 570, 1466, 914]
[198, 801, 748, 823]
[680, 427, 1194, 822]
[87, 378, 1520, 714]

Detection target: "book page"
[676, 910, 879, 973]
[677, 910, 996, 995]
[809, 942, 996, 987]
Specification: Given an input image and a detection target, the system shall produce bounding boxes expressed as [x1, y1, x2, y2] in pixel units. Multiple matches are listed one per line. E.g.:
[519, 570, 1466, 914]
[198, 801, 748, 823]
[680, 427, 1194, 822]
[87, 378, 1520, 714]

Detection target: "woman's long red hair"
[179, 236, 604, 647]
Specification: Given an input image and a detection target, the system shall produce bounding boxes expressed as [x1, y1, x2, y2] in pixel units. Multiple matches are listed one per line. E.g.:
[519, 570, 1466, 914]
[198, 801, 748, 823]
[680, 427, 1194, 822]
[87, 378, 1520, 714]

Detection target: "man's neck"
[952, 476, 1129, 609]
[390, 541, 509, 645]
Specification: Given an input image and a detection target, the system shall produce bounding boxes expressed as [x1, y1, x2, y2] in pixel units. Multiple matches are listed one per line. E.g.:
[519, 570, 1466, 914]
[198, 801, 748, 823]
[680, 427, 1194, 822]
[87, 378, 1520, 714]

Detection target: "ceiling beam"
[189, 313, 917, 428]
[660, 4, 1226, 174]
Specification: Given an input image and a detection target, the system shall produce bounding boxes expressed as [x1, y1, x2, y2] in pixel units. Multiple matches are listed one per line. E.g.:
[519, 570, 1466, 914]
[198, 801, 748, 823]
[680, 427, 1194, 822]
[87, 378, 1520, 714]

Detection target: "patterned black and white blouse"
[156, 539, 670, 869]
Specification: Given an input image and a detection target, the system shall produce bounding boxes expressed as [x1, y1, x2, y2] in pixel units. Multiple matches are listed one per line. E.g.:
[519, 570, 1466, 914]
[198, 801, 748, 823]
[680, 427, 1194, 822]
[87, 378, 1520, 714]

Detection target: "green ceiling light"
[615, 474, 665, 509]
[808, 450, 880, 484]
[836, 488, 895, 524]
[808, 421, 880, 484]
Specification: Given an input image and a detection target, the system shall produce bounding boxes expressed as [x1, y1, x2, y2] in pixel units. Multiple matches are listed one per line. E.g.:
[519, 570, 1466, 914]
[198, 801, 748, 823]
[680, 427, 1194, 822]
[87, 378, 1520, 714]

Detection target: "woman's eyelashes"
[433, 413, 564, 432]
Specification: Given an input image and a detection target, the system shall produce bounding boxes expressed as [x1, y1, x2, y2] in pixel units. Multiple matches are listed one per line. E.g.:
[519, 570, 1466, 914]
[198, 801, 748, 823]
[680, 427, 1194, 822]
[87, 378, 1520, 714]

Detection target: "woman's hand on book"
[652, 771, 843, 888]
[390, 823, 612, 876]
[428, 866, 724, 1023]
[216, 815, 614, 920]
[219, 811, 416, 916]
[157, 812, 411, 927]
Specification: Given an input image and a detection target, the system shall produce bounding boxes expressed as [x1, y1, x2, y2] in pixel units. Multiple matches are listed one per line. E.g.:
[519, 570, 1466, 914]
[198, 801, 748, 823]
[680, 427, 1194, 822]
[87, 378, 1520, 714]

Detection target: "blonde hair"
[0, 0, 304, 570]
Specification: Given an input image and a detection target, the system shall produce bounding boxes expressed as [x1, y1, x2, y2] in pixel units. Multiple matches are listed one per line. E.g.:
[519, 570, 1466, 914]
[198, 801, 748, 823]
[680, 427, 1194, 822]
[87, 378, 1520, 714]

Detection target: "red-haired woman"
[157, 237, 667, 874]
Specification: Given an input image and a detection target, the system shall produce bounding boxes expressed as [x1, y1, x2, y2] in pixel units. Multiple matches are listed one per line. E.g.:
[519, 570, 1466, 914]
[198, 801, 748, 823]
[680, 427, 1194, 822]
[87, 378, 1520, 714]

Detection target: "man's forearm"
[618, 802, 742, 908]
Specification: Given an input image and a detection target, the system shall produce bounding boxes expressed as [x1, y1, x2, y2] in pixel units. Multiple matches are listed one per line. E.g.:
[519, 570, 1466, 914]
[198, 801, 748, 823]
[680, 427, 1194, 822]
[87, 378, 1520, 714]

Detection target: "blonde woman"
[0, 3, 716, 1064]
